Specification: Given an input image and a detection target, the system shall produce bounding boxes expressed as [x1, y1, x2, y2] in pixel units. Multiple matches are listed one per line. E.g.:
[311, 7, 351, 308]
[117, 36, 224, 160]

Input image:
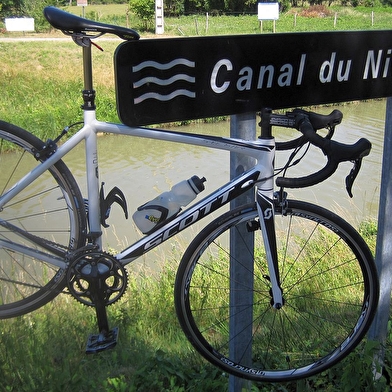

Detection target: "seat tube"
[82, 43, 101, 246]
[85, 115, 102, 247]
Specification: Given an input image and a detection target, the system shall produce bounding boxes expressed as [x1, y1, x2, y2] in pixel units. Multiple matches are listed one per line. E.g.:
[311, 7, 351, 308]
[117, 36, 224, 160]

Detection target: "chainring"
[67, 250, 128, 307]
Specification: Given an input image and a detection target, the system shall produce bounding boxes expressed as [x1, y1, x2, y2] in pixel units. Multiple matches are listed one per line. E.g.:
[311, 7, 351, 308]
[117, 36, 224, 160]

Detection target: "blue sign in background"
[115, 30, 392, 126]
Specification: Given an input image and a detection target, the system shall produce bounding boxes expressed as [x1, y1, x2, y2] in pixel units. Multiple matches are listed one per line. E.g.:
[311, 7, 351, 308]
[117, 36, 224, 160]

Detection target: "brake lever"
[345, 158, 362, 198]
[325, 124, 335, 140]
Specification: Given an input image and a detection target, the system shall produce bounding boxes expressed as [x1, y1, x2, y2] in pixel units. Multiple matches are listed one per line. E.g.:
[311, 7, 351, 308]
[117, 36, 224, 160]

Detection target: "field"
[61, 4, 392, 34]
[0, 39, 119, 139]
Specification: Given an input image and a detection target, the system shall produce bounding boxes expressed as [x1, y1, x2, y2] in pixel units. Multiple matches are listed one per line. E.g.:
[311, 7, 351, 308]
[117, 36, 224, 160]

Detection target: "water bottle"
[132, 175, 206, 234]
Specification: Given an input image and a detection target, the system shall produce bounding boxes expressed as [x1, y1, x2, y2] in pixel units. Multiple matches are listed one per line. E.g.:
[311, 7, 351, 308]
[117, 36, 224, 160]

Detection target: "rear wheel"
[0, 121, 86, 318]
[175, 201, 379, 382]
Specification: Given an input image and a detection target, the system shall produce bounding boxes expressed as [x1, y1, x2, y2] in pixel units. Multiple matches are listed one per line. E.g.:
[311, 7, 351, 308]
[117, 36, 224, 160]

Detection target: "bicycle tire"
[0, 121, 87, 318]
[174, 201, 379, 382]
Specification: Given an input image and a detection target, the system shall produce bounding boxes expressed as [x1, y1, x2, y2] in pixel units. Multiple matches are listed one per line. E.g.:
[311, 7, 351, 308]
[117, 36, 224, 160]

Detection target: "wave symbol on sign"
[132, 59, 196, 104]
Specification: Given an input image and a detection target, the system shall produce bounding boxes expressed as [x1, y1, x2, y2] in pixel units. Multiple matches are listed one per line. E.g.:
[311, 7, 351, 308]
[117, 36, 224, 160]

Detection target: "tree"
[165, 0, 184, 16]
[129, 0, 155, 29]
[23, 0, 56, 30]
[0, 0, 24, 17]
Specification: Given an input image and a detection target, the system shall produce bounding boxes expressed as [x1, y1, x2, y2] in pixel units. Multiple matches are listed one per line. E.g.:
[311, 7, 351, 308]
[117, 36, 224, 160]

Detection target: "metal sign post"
[77, 0, 87, 18]
[229, 112, 256, 392]
[368, 96, 392, 372]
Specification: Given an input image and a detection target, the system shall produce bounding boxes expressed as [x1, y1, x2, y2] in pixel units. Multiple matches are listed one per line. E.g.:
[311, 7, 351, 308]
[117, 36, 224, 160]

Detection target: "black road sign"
[115, 31, 392, 126]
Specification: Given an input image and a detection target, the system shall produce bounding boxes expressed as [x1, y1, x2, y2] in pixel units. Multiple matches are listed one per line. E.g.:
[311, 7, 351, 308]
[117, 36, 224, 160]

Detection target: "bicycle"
[0, 6, 379, 382]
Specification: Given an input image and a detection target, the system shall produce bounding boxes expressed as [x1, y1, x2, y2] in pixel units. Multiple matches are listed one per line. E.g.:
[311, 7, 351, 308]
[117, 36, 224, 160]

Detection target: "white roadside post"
[155, 0, 164, 35]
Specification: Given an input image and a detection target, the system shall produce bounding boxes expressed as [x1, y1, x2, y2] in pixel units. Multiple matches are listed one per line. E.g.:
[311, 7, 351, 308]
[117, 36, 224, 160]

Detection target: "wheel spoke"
[0, 122, 86, 317]
[175, 202, 378, 382]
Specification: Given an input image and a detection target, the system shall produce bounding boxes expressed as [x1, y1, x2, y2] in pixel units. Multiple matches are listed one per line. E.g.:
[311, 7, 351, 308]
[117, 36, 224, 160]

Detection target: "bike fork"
[256, 108, 283, 308]
[256, 192, 283, 309]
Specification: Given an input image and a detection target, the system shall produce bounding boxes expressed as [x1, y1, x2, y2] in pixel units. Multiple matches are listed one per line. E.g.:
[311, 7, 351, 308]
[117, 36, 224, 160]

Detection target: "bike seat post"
[82, 43, 96, 110]
[259, 108, 273, 139]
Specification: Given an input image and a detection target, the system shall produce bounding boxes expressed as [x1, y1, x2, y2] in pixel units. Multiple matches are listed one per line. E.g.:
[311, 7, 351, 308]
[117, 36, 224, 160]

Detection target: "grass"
[58, 4, 392, 34]
[2, 5, 391, 36]
[0, 259, 225, 392]
[0, 40, 119, 139]
[0, 220, 389, 391]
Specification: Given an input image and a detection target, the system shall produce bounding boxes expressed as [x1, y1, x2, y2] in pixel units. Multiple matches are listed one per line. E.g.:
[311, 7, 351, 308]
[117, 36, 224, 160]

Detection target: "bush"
[300, 5, 333, 17]
[129, 0, 155, 30]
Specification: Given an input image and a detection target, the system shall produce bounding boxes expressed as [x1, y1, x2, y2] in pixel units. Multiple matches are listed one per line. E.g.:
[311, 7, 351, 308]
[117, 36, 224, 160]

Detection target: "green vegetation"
[1, 1, 392, 32]
[0, 259, 226, 392]
[2, 0, 392, 25]
[60, 4, 392, 33]
[0, 222, 390, 391]
[0, 40, 120, 139]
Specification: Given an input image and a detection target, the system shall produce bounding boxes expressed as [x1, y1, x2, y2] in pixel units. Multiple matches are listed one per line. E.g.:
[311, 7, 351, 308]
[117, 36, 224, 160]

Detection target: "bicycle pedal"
[85, 327, 119, 354]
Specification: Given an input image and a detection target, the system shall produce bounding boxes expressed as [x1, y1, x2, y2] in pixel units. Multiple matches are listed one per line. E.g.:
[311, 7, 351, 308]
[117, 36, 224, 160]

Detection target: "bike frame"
[0, 41, 283, 307]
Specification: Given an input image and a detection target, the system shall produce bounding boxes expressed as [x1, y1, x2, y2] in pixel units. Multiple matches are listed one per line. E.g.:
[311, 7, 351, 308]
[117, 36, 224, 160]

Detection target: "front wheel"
[174, 201, 379, 382]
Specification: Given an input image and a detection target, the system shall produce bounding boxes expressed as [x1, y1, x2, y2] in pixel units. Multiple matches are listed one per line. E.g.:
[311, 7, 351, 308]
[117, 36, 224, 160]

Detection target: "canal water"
[62, 99, 385, 268]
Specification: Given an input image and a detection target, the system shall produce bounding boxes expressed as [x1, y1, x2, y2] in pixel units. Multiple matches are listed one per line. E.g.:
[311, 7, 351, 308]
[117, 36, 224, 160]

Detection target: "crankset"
[67, 250, 128, 353]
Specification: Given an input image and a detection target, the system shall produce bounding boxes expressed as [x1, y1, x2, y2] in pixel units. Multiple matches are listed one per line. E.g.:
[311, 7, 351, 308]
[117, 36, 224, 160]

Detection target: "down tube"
[115, 169, 262, 264]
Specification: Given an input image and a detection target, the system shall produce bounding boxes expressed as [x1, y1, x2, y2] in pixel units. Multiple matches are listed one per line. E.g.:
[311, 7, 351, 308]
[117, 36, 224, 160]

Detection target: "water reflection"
[62, 100, 385, 267]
